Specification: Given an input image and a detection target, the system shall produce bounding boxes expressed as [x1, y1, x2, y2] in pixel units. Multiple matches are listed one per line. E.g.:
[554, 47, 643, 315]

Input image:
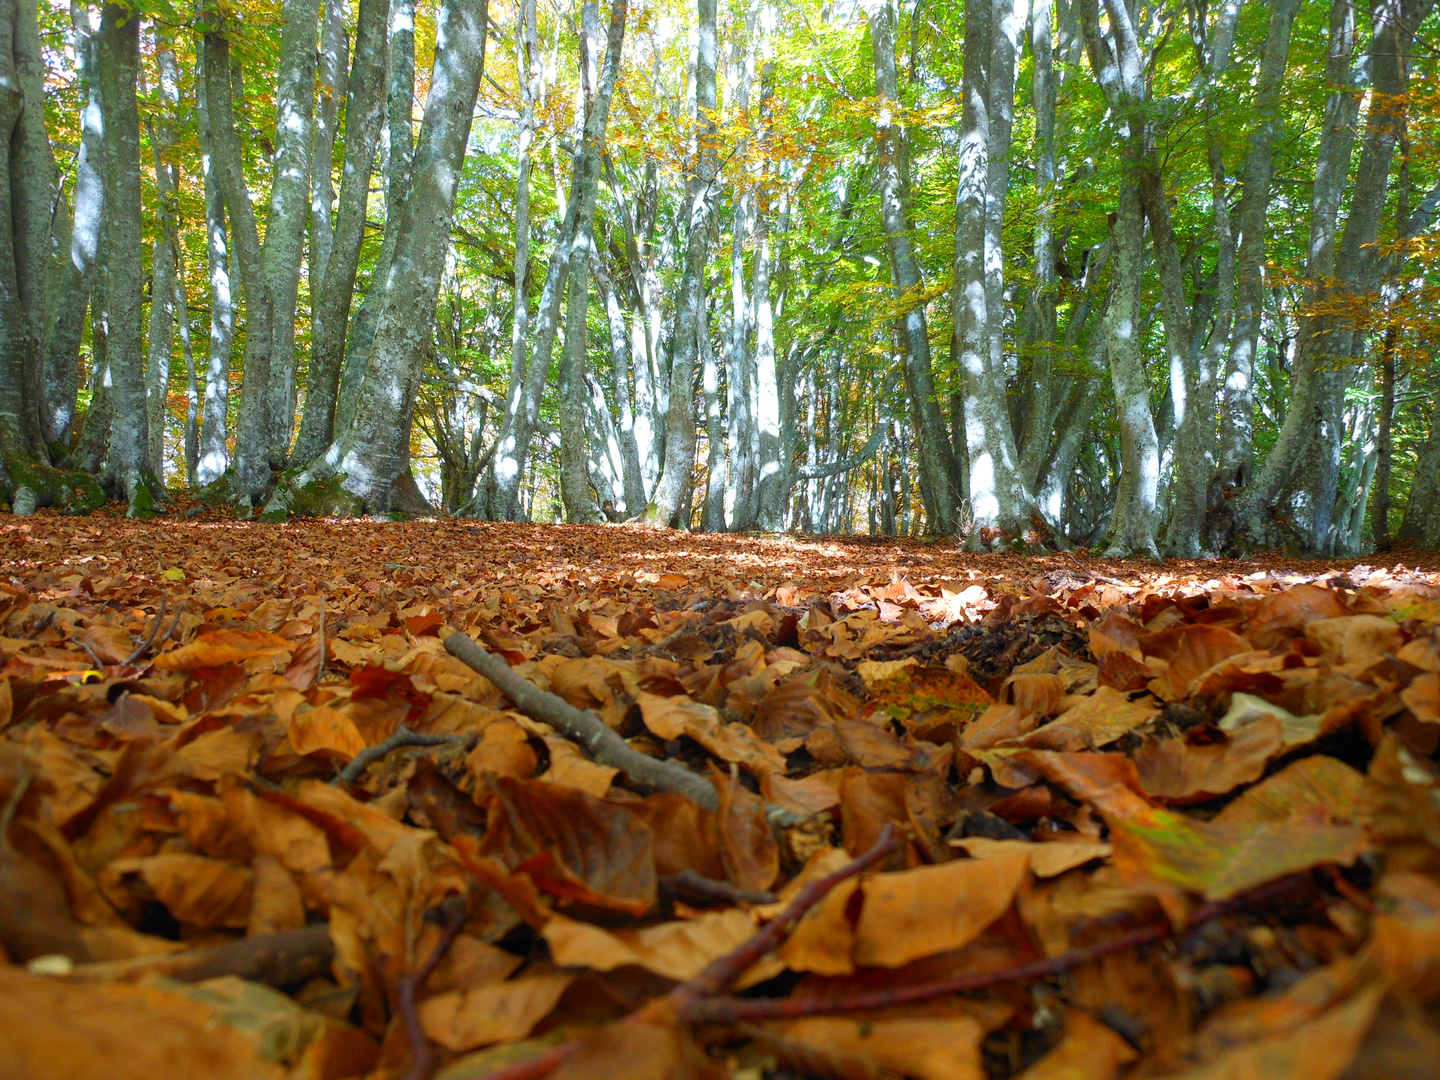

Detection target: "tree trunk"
[1017, 0, 1055, 491]
[262, 0, 322, 461]
[1399, 397, 1440, 550]
[864, 0, 958, 535]
[642, 0, 718, 527]
[265, 0, 490, 514]
[291, 0, 388, 464]
[41, 3, 103, 450]
[144, 28, 183, 481]
[596, 258, 646, 513]
[481, 0, 626, 521]
[0, 0, 35, 476]
[201, 28, 274, 502]
[331, 0, 415, 440]
[194, 39, 234, 485]
[8, 0, 56, 463]
[1213, 0, 1299, 495]
[309, 0, 349, 290]
[700, 294, 727, 531]
[97, 3, 151, 508]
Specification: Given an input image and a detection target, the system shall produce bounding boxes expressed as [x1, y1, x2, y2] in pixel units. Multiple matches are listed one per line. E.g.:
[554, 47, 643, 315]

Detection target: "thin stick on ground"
[336, 726, 472, 785]
[123, 593, 181, 665]
[471, 825, 899, 1080]
[71, 924, 335, 986]
[443, 628, 804, 826]
[400, 898, 469, 1080]
[660, 870, 778, 906]
[681, 872, 1314, 1024]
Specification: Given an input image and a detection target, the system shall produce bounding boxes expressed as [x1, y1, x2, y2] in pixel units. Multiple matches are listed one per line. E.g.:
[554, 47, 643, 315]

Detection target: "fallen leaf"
[419, 973, 576, 1052]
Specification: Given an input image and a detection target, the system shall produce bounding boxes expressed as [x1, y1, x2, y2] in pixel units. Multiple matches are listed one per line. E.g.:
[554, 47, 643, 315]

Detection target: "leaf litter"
[3, 513, 1440, 1078]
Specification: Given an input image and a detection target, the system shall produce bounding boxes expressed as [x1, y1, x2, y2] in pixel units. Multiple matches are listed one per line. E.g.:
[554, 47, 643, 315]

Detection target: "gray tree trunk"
[331, 0, 414, 439]
[266, 0, 490, 513]
[642, 0, 718, 527]
[595, 258, 646, 512]
[291, 0, 388, 463]
[0, 0, 35, 473]
[863, 0, 958, 535]
[558, 0, 612, 525]
[144, 28, 182, 481]
[309, 0, 348, 290]
[1017, 0, 1055, 491]
[202, 28, 274, 501]
[194, 38, 233, 485]
[1080, 0, 1159, 557]
[40, 2, 104, 449]
[1399, 398, 1440, 550]
[700, 294, 727, 531]
[7, 0, 56, 465]
[484, 0, 626, 521]
[98, 3, 149, 506]
[748, 63, 786, 531]
[1213, 0, 1299, 492]
[1234, 0, 1435, 549]
[262, 0, 322, 461]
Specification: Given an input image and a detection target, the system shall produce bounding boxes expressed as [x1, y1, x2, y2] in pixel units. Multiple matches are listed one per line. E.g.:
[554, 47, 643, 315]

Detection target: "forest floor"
[4, 510, 1440, 1079]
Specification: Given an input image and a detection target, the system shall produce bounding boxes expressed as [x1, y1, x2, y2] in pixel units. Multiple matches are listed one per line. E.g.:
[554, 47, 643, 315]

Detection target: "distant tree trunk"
[96, 4, 150, 507]
[503, 0, 539, 461]
[202, 28, 274, 502]
[144, 28, 183, 481]
[194, 40, 233, 485]
[1232, 0, 1434, 549]
[725, 1, 761, 527]
[262, 0, 322, 461]
[642, 0, 718, 527]
[291, 0, 388, 464]
[309, 0, 348, 291]
[481, 0, 625, 522]
[864, 0, 959, 535]
[40, 5, 102, 450]
[1400, 399, 1440, 551]
[595, 259, 646, 513]
[749, 65, 786, 532]
[264, 0, 490, 514]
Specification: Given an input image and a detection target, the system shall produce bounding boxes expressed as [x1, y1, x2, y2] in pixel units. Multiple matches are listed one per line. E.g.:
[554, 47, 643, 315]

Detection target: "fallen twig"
[660, 870, 778, 906]
[472, 826, 899, 1080]
[1063, 552, 1130, 589]
[71, 923, 335, 986]
[336, 725, 471, 786]
[313, 594, 326, 688]
[400, 897, 468, 1080]
[444, 628, 804, 826]
[123, 593, 175, 665]
[681, 872, 1312, 1024]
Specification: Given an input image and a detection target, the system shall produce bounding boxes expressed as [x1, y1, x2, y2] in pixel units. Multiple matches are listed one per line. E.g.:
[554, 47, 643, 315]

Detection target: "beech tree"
[3, 0, 1439, 556]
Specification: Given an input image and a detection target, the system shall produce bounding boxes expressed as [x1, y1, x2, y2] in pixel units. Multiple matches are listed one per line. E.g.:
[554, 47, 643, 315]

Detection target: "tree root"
[2, 454, 106, 516]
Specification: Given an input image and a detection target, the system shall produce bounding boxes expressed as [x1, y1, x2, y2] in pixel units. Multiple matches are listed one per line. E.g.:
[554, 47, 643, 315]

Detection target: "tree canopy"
[1, 0, 1438, 555]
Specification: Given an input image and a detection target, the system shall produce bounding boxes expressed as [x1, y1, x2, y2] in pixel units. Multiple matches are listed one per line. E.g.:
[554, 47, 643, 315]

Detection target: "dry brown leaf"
[1133, 716, 1284, 803]
[853, 851, 1029, 968]
[637, 691, 787, 779]
[419, 973, 576, 1052]
[773, 1015, 989, 1080]
[541, 908, 757, 980]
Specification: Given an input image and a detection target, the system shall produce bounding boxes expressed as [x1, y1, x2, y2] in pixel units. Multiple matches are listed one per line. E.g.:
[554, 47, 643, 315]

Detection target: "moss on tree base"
[260, 472, 367, 522]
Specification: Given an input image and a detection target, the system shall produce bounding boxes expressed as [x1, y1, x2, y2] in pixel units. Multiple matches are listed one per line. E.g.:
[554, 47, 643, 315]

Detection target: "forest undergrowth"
[3, 511, 1440, 1079]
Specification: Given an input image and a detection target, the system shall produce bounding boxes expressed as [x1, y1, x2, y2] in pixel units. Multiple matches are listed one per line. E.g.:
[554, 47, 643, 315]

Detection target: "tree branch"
[442, 628, 804, 826]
